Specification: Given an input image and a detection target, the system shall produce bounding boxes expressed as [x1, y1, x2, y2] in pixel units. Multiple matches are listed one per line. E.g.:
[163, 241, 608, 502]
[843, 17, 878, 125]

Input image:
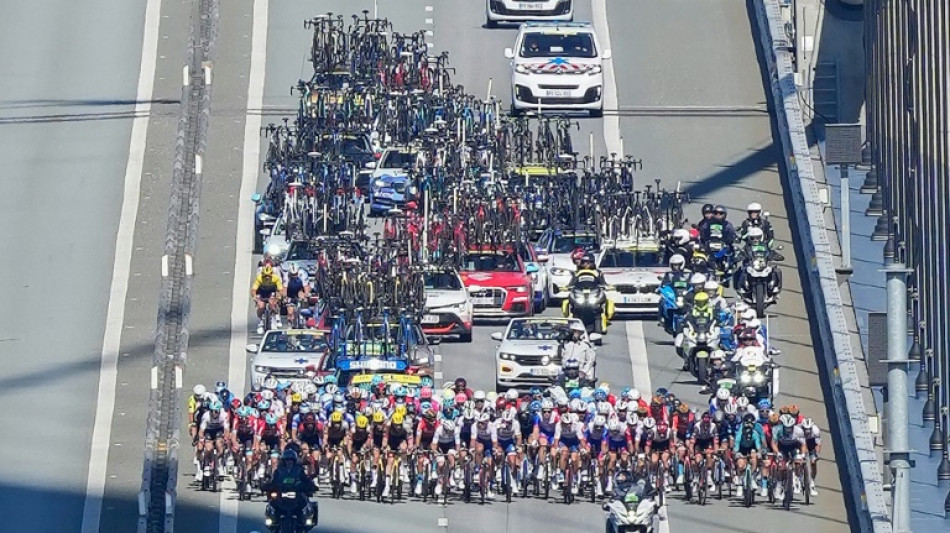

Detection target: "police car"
[486, 0, 574, 27]
[505, 22, 611, 117]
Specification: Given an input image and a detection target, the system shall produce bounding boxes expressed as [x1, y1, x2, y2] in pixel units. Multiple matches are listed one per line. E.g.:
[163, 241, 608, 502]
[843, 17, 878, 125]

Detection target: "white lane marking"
[220, 0, 268, 531]
[592, 0, 621, 155]
[81, 0, 163, 530]
[625, 321, 652, 394]
[425, 5, 434, 11]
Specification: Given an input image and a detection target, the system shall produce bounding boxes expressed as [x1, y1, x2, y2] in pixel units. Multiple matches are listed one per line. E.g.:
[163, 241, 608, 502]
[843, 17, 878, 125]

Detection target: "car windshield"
[520, 32, 597, 59]
[284, 242, 319, 261]
[462, 253, 519, 272]
[599, 250, 663, 268]
[425, 271, 463, 290]
[261, 331, 325, 352]
[340, 137, 370, 156]
[381, 151, 415, 168]
[507, 320, 573, 340]
[552, 234, 599, 253]
[346, 323, 422, 347]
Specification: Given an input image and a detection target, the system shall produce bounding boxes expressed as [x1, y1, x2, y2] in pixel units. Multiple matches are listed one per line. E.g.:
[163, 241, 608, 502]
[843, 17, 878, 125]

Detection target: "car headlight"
[697, 333, 708, 343]
[740, 373, 752, 384]
[254, 365, 269, 373]
[374, 179, 386, 188]
[499, 352, 515, 361]
[456, 302, 468, 312]
[753, 372, 765, 384]
[509, 286, 528, 294]
[588, 65, 603, 75]
[541, 355, 551, 366]
[265, 242, 285, 257]
[515, 64, 529, 74]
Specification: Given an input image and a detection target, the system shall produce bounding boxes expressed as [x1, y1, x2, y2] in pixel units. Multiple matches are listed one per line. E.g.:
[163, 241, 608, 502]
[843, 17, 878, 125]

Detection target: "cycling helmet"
[656, 421, 669, 433]
[393, 386, 407, 398]
[615, 400, 629, 412]
[704, 279, 720, 293]
[642, 417, 657, 430]
[768, 411, 780, 424]
[561, 413, 577, 425]
[710, 349, 726, 361]
[715, 388, 730, 401]
[372, 411, 385, 424]
[299, 403, 311, 414]
[736, 397, 750, 409]
[424, 408, 437, 420]
[597, 402, 612, 416]
[608, 419, 622, 432]
[320, 392, 333, 405]
[495, 397, 507, 410]
[442, 419, 456, 432]
[593, 415, 606, 428]
[669, 254, 686, 270]
[454, 393, 467, 405]
[265, 413, 278, 425]
[505, 389, 519, 401]
[419, 386, 433, 400]
[742, 413, 756, 424]
[757, 399, 772, 410]
[330, 411, 343, 424]
[473, 390, 486, 401]
[210, 400, 223, 412]
[568, 389, 582, 400]
[530, 386, 543, 398]
[689, 273, 707, 286]
[392, 412, 405, 425]
[627, 413, 640, 426]
[788, 405, 800, 417]
[420, 376, 434, 388]
[747, 227, 764, 242]
[594, 388, 608, 401]
[541, 399, 554, 411]
[193, 384, 206, 396]
[454, 377, 467, 389]
[723, 403, 737, 415]
[478, 412, 491, 423]
[628, 388, 641, 402]
[257, 399, 271, 411]
[262, 265, 274, 276]
[261, 389, 275, 401]
[463, 407, 477, 420]
[394, 405, 407, 417]
[420, 401, 432, 412]
[748, 318, 761, 329]
[780, 414, 796, 428]
[747, 202, 762, 213]
[569, 399, 585, 412]
[677, 402, 689, 414]
[529, 400, 542, 413]
[355, 415, 369, 429]
[288, 263, 300, 275]
[501, 409, 516, 422]
[802, 417, 815, 430]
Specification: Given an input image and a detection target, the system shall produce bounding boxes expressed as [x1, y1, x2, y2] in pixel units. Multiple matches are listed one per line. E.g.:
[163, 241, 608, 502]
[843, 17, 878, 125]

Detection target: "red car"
[459, 247, 537, 318]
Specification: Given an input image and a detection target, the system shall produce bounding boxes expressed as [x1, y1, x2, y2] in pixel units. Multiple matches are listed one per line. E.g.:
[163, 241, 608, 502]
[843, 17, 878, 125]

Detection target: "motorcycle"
[737, 247, 782, 318]
[675, 314, 720, 385]
[733, 346, 775, 402]
[562, 279, 613, 339]
[264, 489, 318, 533]
[602, 485, 658, 533]
[706, 241, 736, 286]
[657, 283, 689, 336]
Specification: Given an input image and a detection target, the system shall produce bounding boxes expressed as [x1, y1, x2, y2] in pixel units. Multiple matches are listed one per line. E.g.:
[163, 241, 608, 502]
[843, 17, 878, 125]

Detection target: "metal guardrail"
[751, 1, 891, 531]
[138, 0, 219, 531]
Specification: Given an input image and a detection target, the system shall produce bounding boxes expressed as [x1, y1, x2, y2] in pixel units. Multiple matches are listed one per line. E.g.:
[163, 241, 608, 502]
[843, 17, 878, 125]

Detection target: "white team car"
[598, 241, 670, 316]
[490, 317, 600, 391]
[486, 0, 573, 27]
[505, 22, 611, 117]
[246, 329, 327, 389]
[422, 267, 474, 342]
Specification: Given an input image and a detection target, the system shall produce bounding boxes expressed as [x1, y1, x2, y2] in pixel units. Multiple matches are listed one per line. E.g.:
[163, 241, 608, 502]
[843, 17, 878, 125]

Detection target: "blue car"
[369, 174, 412, 216]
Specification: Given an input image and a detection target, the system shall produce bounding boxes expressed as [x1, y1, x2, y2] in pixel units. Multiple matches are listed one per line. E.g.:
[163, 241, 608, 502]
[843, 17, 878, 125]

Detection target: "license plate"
[472, 297, 494, 305]
[544, 89, 571, 98]
[530, 367, 557, 376]
[518, 2, 545, 9]
[422, 314, 440, 324]
[375, 191, 392, 199]
[622, 295, 651, 304]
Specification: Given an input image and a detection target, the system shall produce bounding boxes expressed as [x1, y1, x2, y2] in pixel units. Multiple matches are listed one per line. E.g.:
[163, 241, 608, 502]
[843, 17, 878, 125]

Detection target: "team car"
[422, 267, 474, 342]
[485, 0, 573, 27]
[505, 22, 611, 116]
[459, 247, 538, 318]
[514, 241, 550, 312]
[598, 239, 670, 316]
[369, 174, 415, 216]
[535, 228, 601, 302]
[246, 330, 328, 389]
[490, 317, 600, 391]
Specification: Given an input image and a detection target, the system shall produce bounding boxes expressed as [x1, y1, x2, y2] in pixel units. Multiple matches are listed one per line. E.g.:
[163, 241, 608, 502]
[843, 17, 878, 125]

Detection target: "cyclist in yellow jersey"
[252, 264, 285, 333]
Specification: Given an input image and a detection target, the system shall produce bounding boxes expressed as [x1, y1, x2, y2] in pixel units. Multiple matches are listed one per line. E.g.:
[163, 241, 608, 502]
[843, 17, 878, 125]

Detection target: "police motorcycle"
[602, 475, 659, 533]
[675, 307, 720, 385]
[657, 276, 690, 336]
[727, 327, 776, 403]
[735, 228, 783, 318]
[263, 481, 318, 533]
[563, 277, 614, 337]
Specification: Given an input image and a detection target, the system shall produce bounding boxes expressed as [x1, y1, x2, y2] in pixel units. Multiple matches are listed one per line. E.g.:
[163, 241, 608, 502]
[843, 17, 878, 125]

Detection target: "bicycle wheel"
[783, 467, 794, 510]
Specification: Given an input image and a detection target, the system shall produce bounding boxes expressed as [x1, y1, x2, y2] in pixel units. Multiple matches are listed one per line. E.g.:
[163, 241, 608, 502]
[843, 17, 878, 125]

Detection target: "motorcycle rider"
[664, 228, 694, 261]
[700, 205, 736, 250]
[567, 252, 607, 288]
[682, 272, 708, 310]
[560, 322, 596, 379]
[263, 449, 318, 529]
[739, 202, 776, 248]
[701, 349, 731, 394]
[658, 254, 690, 328]
[735, 226, 784, 291]
[556, 359, 595, 390]
[695, 203, 715, 236]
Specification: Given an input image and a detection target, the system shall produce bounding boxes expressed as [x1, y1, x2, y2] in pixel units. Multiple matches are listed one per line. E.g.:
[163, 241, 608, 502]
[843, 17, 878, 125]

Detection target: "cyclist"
[197, 400, 230, 481]
[771, 414, 807, 500]
[252, 264, 285, 334]
[552, 412, 586, 495]
[291, 403, 323, 480]
[431, 417, 460, 495]
[532, 399, 559, 482]
[284, 263, 311, 328]
[690, 411, 719, 488]
[586, 414, 609, 497]
[733, 412, 765, 498]
[349, 414, 371, 494]
[471, 411, 498, 499]
[802, 417, 820, 496]
[494, 408, 523, 493]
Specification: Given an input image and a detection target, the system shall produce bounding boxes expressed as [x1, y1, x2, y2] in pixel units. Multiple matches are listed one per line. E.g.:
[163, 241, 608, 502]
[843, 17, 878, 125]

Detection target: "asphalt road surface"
[9, 0, 852, 531]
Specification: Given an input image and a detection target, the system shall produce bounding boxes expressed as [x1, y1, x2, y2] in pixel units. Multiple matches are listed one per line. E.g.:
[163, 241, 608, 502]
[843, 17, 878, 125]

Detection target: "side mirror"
[589, 333, 603, 343]
[762, 211, 771, 219]
[526, 263, 540, 274]
[602, 49, 612, 60]
[536, 254, 550, 264]
[365, 161, 377, 169]
[490, 332, 504, 341]
[504, 48, 514, 59]
[250, 193, 262, 203]
[468, 285, 482, 293]
[245, 343, 259, 353]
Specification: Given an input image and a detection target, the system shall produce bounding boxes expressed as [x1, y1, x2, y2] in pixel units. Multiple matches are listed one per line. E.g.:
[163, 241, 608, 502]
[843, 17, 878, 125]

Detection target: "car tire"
[253, 226, 263, 254]
[459, 330, 473, 343]
[510, 101, 523, 117]
[589, 107, 604, 118]
[485, 17, 498, 28]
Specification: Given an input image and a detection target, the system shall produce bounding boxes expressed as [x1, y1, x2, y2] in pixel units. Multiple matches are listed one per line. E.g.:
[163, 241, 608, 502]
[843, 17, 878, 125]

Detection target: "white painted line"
[425, 5, 434, 11]
[434, 371, 443, 380]
[220, 0, 268, 531]
[203, 64, 212, 85]
[434, 353, 442, 362]
[80, 0, 162, 531]
[151, 366, 159, 389]
[175, 365, 183, 388]
[426, 30, 434, 36]
[625, 321, 652, 394]
[592, 0, 621, 155]
[658, 504, 671, 533]
[161, 255, 169, 277]
[185, 253, 193, 276]
[425, 17, 433, 24]
[195, 153, 203, 174]
[182, 64, 190, 86]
